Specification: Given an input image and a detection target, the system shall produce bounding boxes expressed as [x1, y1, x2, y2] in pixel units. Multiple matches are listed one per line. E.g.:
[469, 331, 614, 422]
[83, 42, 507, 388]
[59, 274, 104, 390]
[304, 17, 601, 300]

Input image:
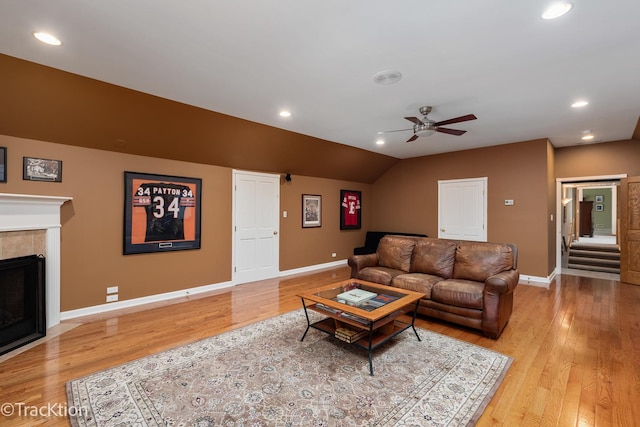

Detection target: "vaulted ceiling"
[1, 1, 639, 182]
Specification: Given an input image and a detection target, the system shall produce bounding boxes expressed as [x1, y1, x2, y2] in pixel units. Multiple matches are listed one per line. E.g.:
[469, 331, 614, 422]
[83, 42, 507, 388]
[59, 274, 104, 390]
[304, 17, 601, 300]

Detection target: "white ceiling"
[1, 0, 639, 159]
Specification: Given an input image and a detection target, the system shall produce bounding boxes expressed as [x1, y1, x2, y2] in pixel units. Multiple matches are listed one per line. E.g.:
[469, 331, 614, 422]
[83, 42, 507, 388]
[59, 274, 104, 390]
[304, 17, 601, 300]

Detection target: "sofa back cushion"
[453, 241, 514, 282]
[410, 238, 457, 279]
[376, 236, 416, 272]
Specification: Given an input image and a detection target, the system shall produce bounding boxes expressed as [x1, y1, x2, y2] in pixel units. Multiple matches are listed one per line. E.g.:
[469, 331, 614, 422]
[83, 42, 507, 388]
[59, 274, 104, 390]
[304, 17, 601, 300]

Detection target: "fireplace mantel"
[0, 193, 73, 328]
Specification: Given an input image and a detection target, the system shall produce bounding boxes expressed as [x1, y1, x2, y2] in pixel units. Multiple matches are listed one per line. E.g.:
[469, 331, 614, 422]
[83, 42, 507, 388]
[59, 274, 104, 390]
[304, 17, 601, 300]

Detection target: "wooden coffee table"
[297, 279, 425, 375]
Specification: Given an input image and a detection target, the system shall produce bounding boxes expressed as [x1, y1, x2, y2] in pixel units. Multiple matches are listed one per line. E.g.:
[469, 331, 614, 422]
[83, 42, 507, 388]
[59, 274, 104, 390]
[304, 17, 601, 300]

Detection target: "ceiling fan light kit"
[414, 125, 436, 138]
[381, 105, 478, 143]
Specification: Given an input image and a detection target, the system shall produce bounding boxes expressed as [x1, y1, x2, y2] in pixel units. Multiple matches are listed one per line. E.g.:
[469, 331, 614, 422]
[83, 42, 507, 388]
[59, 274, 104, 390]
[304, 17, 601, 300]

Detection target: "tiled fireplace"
[0, 193, 72, 330]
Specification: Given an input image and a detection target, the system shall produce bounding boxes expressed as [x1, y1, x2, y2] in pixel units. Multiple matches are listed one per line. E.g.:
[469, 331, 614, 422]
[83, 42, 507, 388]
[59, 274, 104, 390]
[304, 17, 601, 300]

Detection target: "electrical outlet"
[331, 252, 337, 258]
[106, 286, 118, 294]
[106, 294, 118, 303]
[504, 199, 514, 206]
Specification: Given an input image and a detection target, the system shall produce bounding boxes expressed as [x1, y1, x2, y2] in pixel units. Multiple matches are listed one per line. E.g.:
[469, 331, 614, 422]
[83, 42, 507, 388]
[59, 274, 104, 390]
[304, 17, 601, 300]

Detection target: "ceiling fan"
[381, 106, 477, 142]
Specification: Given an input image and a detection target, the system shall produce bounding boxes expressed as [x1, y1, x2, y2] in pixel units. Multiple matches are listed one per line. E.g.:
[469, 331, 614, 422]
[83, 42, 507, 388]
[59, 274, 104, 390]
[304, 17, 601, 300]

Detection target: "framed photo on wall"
[595, 203, 604, 212]
[340, 189, 361, 230]
[302, 194, 321, 228]
[23, 156, 62, 182]
[124, 171, 202, 254]
[0, 147, 6, 183]
[595, 195, 604, 203]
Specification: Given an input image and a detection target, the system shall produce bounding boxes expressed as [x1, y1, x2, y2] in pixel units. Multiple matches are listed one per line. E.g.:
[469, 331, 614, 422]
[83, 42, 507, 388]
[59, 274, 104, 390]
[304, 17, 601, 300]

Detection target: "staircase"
[567, 242, 620, 274]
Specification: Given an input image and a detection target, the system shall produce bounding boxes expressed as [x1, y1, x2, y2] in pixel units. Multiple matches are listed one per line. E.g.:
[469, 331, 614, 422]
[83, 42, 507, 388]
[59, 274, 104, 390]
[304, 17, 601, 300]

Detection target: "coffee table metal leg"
[300, 298, 311, 341]
[411, 300, 422, 341]
[367, 324, 374, 376]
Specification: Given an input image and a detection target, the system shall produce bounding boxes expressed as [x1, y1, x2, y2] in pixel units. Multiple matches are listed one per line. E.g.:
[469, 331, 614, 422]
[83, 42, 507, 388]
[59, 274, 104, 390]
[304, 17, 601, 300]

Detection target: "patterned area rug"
[66, 310, 511, 426]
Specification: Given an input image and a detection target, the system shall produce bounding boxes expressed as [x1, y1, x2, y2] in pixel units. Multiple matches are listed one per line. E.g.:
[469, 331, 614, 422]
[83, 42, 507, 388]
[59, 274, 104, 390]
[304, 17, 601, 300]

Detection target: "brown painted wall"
[0, 54, 398, 184]
[555, 140, 640, 178]
[1, 135, 231, 310]
[0, 134, 370, 311]
[280, 176, 370, 271]
[370, 139, 552, 277]
[3, 116, 636, 311]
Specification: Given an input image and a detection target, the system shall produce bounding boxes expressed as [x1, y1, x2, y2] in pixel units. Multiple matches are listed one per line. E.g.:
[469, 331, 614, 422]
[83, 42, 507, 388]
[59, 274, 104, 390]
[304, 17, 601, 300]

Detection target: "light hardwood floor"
[0, 266, 638, 426]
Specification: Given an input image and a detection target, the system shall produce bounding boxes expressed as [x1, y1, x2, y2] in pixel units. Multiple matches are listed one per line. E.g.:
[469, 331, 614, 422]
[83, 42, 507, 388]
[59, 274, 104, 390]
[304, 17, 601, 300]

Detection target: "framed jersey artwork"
[340, 190, 361, 230]
[124, 171, 202, 254]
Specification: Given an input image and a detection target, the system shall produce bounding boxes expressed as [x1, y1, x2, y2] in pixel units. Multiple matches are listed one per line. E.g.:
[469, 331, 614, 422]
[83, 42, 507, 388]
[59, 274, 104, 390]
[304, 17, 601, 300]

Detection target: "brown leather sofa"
[347, 235, 519, 339]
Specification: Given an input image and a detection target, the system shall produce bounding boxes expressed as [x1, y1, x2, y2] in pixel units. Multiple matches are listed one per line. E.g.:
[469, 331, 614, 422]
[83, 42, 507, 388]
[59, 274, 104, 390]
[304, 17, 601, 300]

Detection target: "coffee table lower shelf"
[300, 302, 421, 375]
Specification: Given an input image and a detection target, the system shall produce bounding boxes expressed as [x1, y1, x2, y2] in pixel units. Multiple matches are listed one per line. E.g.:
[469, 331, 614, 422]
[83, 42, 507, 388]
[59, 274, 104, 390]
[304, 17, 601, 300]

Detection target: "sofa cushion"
[392, 273, 441, 299]
[453, 242, 514, 282]
[410, 238, 457, 279]
[376, 236, 416, 272]
[431, 279, 484, 309]
[358, 267, 404, 286]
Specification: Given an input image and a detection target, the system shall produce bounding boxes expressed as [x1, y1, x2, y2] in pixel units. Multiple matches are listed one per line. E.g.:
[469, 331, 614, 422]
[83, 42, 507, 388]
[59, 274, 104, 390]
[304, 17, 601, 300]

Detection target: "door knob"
[273, 231, 278, 235]
[440, 228, 445, 232]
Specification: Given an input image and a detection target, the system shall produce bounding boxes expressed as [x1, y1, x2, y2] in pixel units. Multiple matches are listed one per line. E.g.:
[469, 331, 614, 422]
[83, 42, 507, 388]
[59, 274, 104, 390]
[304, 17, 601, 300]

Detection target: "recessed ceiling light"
[279, 111, 291, 117]
[581, 134, 595, 141]
[542, 2, 573, 20]
[376, 139, 385, 145]
[33, 31, 62, 46]
[373, 70, 402, 85]
[571, 100, 589, 108]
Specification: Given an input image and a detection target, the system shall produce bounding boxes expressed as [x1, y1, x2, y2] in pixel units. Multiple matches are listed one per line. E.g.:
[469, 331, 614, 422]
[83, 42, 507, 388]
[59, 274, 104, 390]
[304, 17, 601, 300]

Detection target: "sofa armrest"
[482, 269, 519, 338]
[484, 269, 519, 294]
[347, 253, 379, 278]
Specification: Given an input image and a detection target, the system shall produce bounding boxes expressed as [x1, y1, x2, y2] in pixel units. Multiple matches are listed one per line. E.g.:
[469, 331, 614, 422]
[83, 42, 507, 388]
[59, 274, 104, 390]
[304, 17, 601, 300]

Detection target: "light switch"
[504, 199, 514, 206]
[283, 211, 287, 218]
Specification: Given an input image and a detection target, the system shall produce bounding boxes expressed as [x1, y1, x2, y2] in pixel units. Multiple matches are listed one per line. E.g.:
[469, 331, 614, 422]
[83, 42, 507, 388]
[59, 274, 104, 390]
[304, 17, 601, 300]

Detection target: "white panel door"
[233, 170, 280, 284]
[438, 177, 487, 241]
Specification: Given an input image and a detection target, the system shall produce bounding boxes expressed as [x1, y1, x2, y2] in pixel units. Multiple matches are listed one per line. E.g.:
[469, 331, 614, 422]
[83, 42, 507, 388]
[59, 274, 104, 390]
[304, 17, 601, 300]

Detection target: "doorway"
[556, 175, 625, 278]
[232, 170, 280, 285]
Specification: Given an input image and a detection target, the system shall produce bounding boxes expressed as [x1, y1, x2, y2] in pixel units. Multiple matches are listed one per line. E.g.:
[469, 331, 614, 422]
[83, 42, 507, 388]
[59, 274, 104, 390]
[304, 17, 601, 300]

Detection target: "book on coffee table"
[335, 327, 368, 343]
[336, 288, 377, 305]
[370, 294, 399, 304]
[357, 300, 385, 311]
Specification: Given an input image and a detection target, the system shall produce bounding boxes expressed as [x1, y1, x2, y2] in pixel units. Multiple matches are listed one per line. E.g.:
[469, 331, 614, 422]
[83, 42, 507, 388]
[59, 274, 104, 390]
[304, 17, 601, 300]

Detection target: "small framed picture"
[595, 203, 604, 212]
[0, 147, 6, 183]
[340, 190, 361, 230]
[302, 194, 322, 228]
[595, 195, 604, 203]
[23, 157, 62, 182]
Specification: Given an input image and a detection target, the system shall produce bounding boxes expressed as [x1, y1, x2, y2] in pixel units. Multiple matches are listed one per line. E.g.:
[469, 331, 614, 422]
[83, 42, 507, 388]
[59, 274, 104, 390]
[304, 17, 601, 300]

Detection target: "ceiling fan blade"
[378, 128, 413, 134]
[404, 116, 424, 125]
[434, 114, 477, 127]
[436, 127, 467, 136]
[406, 134, 419, 142]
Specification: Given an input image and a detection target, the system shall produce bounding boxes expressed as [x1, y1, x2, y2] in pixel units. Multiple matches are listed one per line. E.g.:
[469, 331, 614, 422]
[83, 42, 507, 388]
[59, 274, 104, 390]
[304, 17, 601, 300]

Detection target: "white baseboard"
[61, 260, 559, 319]
[61, 260, 349, 321]
[61, 280, 235, 321]
[279, 259, 347, 277]
[519, 270, 557, 288]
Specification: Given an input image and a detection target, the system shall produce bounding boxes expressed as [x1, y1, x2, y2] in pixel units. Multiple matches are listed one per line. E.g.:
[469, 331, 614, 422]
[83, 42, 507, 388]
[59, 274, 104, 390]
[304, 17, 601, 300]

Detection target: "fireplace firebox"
[0, 255, 46, 356]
